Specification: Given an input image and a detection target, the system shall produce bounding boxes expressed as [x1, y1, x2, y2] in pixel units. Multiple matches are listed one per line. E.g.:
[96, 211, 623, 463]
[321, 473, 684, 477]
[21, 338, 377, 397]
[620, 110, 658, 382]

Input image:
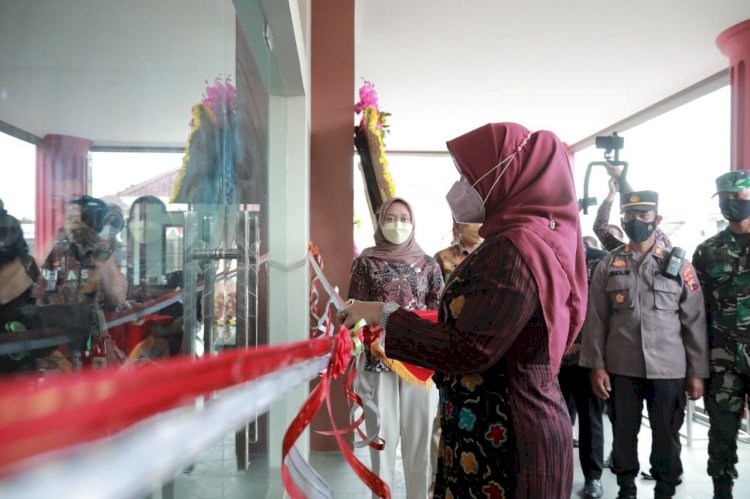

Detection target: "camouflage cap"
[713, 169, 750, 196]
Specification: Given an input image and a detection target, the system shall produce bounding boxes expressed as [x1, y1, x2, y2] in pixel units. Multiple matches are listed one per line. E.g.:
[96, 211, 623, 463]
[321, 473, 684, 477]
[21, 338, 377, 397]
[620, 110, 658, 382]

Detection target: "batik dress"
[385, 235, 574, 499]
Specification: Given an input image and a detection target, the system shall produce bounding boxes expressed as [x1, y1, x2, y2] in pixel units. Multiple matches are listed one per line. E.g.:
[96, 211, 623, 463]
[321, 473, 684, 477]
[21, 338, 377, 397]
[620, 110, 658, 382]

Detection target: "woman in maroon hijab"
[342, 123, 587, 498]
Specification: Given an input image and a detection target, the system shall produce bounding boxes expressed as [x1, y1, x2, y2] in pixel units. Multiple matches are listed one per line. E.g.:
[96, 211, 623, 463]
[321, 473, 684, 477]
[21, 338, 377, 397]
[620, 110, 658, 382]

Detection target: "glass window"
[0, 131, 36, 253]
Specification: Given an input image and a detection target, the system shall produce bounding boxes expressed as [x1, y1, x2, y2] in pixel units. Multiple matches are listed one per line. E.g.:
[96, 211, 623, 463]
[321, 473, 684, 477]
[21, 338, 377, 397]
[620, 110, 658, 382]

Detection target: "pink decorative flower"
[190, 76, 235, 127]
[354, 79, 379, 114]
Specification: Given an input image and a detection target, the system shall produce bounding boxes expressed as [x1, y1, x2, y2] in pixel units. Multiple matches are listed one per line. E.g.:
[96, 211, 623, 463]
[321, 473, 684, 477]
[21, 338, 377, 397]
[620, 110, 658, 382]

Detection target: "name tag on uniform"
[373, 269, 392, 276]
[608, 269, 631, 277]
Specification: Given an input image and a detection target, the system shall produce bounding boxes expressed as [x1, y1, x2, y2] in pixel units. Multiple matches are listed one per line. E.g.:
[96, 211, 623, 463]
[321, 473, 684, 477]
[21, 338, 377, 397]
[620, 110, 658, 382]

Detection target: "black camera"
[595, 133, 624, 153]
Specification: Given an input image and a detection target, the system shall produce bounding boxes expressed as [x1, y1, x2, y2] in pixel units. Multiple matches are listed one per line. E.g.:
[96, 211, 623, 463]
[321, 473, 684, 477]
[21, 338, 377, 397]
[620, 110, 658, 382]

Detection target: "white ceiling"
[0, 0, 235, 148]
[354, 0, 750, 151]
[1, 1, 749, 151]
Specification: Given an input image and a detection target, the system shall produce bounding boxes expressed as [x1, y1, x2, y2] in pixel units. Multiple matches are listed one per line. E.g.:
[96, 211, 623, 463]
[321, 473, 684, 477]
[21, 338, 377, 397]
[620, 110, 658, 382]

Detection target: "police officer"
[580, 190, 709, 499]
[693, 170, 750, 499]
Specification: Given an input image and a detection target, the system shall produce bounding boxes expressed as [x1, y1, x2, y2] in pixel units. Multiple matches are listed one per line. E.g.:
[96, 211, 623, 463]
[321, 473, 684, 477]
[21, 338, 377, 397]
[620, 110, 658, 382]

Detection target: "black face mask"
[623, 219, 655, 243]
[719, 198, 750, 223]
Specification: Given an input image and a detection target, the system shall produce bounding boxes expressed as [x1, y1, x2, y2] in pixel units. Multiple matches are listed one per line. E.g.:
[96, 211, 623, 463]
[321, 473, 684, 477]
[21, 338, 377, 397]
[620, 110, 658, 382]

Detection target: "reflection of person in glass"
[39, 195, 127, 307]
[342, 123, 588, 498]
[37, 196, 127, 368]
[0, 201, 69, 373]
[124, 196, 183, 361]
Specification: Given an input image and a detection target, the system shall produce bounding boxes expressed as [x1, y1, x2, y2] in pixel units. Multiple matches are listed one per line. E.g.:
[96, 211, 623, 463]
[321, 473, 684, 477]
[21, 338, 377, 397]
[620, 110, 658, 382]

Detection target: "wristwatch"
[379, 301, 400, 334]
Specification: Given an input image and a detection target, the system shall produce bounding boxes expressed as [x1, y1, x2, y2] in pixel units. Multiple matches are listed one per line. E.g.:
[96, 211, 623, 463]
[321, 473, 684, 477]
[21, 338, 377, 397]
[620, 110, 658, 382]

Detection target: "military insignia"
[615, 292, 626, 304]
[415, 267, 422, 273]
[611, 259, 627, 268]
[373, 269, 392, 276]
[630, 194, 640, 203]
[654, 247, 663, 256]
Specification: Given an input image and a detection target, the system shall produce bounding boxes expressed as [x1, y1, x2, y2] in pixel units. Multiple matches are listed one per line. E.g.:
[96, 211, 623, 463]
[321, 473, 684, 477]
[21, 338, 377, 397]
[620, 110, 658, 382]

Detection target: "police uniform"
[692, 169, 750, 495]
[580, 190, 709, 498]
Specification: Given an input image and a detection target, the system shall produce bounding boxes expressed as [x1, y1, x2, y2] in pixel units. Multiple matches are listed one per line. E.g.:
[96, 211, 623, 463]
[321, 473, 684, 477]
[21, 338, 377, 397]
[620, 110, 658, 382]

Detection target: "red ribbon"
[282, 324, 390, 499]
[0, 337, 329, 473]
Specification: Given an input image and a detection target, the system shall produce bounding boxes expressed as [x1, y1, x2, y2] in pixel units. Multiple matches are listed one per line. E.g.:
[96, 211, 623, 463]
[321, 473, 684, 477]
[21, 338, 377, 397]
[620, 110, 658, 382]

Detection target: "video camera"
[595, 133, 624, 161]
[579, 132, 629, 214]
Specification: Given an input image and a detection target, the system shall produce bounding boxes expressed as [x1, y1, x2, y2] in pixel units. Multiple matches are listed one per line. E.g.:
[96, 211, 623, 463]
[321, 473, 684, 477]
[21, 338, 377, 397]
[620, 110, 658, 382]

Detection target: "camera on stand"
[579, 132, 629, 214]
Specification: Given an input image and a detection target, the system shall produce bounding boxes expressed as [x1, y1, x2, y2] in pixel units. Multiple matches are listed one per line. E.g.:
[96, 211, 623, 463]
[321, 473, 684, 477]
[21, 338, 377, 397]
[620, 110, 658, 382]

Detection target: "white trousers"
[362, 370, 436, 499]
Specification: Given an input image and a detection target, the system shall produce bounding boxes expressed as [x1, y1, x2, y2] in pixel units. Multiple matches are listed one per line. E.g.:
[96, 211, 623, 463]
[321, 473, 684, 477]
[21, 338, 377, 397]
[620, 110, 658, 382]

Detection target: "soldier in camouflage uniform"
[693, 169, 750, 499]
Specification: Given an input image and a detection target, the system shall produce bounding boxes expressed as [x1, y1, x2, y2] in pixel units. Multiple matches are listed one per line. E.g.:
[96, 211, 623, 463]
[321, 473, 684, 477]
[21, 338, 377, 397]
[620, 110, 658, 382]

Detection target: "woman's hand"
[339, 300, 384, 329]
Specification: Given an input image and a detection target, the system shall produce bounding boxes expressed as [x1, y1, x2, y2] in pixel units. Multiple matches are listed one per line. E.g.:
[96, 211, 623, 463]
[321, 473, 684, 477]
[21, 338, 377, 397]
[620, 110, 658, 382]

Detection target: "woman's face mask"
[446, 132, 531, 224]
[381, 221, 412, 245]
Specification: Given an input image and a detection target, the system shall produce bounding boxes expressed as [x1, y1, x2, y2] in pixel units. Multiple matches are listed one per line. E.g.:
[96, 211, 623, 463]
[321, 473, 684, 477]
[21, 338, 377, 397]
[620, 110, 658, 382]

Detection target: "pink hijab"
[446, 123, 587, 376]
[358, 197, 427, 265]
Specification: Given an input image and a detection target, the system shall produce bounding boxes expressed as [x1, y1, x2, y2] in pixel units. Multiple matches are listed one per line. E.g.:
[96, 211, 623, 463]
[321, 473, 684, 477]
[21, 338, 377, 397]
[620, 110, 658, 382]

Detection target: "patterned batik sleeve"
[424, 257, 444, 311]
[346, 258, 371, 302]
[384, 239, 539, 374]
[593, 199, 623, 252]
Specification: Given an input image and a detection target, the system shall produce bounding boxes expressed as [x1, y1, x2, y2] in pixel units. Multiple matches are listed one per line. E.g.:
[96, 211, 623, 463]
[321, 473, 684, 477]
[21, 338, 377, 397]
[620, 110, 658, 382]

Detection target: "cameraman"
[38, 195, 127, 308]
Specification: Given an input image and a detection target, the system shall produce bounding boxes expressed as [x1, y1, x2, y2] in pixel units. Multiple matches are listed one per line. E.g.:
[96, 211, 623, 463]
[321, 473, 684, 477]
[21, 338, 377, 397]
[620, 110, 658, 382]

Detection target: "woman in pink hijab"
[342, 123, 587, 498]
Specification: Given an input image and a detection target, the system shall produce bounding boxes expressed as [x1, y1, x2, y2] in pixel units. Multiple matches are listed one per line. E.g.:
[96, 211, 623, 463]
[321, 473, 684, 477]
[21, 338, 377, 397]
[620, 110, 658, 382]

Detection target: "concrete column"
[717, 19, 750, 170]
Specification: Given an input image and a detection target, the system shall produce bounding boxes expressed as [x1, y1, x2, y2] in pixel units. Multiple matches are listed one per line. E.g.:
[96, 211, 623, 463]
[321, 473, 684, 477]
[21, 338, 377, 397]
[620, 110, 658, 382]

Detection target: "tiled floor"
[164, 418, 750, 498]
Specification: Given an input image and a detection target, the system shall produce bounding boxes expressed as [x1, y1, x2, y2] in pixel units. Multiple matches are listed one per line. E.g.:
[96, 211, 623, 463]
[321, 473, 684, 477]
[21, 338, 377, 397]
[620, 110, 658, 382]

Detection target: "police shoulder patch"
[682, 265, 700, 292]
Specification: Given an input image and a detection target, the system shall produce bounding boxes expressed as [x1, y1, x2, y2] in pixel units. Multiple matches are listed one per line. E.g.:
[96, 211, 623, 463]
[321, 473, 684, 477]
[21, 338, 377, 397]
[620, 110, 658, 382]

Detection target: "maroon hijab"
[359, 197, 427, 265]
[446, 123, 587, 376]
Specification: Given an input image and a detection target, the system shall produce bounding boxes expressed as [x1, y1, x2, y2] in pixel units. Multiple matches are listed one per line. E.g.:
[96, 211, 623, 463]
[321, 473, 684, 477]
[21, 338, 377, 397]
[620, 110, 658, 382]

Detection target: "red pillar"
[717, 19, 750, 171]
[310, 0, 355, 451]
[35, 134, 92, 261]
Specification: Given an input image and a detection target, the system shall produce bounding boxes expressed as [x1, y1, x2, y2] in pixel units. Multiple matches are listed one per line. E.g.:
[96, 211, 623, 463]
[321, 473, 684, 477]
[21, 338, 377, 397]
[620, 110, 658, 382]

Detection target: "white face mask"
[446, 131, 532, 223]
[381, 221, 412, 245]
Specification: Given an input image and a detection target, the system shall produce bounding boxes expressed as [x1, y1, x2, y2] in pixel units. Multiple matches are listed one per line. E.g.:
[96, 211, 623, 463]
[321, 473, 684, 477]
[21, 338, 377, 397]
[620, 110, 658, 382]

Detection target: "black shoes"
[583, 478, 603, 499]
[616, 475, 637, 499]
[713, 480, 733, 499]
